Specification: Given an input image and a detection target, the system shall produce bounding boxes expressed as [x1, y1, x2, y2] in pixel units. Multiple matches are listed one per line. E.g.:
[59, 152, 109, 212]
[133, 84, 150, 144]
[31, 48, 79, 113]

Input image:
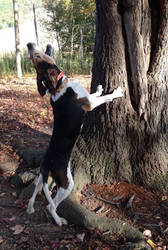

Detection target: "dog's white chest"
[51, 80, 89, 102]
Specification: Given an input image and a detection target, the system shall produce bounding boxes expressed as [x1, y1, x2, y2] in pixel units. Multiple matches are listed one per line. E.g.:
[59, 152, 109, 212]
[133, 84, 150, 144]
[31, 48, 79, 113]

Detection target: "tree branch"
[148, 0, 168, 82]
[123, 0, 148, 117]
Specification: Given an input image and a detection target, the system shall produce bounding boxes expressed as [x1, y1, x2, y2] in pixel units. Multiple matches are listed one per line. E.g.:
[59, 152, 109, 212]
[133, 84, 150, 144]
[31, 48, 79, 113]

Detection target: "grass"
[0, 50, 93, 77]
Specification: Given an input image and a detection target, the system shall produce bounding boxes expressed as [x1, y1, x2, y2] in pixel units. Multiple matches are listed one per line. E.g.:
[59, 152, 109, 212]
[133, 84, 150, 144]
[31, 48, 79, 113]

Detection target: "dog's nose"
[27, 42, 36, 51]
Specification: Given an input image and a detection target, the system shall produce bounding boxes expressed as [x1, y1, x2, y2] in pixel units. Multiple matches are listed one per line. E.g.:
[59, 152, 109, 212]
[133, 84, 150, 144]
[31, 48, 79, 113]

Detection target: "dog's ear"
[45, 44, 52, 57]
[47, 68, 57, 89]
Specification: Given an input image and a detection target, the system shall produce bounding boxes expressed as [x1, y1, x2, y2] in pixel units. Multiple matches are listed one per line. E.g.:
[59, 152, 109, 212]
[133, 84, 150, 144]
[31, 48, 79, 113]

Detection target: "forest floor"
[0, 75, 168, 249]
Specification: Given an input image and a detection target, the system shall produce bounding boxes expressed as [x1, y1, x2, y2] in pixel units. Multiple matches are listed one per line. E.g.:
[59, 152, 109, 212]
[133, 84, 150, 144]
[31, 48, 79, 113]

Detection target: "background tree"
[13, 0, 22, 78]
[71, 0, 168, 192]
[42, 0, 95, 56]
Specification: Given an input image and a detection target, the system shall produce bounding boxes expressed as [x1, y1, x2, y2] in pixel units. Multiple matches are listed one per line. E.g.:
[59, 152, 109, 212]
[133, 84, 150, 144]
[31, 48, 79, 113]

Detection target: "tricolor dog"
[26, 43, 123, 226]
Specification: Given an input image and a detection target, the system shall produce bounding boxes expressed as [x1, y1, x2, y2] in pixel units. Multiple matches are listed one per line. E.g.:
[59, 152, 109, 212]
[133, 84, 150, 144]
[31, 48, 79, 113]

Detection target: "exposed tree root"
[58, 193, 148, 242]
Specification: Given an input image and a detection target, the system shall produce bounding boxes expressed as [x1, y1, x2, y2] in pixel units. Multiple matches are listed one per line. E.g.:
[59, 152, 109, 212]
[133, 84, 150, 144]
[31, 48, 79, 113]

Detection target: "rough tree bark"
[72, 0, 168, 192]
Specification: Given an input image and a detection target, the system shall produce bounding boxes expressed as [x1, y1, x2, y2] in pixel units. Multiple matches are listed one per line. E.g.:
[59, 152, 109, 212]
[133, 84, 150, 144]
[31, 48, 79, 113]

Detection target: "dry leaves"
[10, 224, 25, 235]
[0, 236, 3, 244]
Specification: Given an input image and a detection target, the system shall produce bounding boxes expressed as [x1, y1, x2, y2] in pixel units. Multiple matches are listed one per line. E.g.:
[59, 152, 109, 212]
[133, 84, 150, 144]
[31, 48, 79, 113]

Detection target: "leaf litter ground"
[0, 75, 168, 249]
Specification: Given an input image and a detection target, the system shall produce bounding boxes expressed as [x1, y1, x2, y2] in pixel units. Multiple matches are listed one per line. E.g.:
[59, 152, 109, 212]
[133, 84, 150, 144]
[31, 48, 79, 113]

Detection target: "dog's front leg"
[43, 182, 64, 226]
[90, 85, 103, 97]
[90, 86, 123, 110]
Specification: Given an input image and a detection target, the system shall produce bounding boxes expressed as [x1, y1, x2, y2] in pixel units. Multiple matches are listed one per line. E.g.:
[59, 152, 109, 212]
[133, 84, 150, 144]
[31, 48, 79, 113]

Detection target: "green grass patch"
[0, 50, 93, 77]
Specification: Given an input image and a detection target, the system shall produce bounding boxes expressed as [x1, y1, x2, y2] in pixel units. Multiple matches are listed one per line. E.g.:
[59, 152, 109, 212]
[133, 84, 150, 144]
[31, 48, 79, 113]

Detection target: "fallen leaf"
[164, 227, 168, 233]
[0, 218, 8, 223]
[12, 192, 17, 197]
[0, 236, 3, 244]
[15, 200, 26, 210]
[9, 216, 16, 221]
[43, 246, 50, 250]
[147, 239, 156, 248]
[10, 224, 25, 235]
[161, 195, 167, 201]
[76, 232, 85, 242]
[51, 241, 59, 249]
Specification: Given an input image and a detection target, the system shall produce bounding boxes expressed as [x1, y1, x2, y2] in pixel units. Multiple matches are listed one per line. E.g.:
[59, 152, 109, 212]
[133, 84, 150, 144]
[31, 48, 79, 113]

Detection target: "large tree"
[72, 0, 168, 192]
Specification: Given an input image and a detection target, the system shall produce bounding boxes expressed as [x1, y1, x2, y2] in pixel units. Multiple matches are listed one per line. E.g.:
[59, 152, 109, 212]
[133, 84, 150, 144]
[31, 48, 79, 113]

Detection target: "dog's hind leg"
[47, 164, 74, 226]
[26, 174, 43, 214]
[43, 182, 65, 226]
[90, 86, 123, 110]
[46, 186, 70, 226]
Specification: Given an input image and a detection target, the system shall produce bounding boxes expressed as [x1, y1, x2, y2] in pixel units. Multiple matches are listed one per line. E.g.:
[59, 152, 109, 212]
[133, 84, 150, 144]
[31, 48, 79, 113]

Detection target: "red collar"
[57, 71, 65, 81]
[55, 71, 68, 93]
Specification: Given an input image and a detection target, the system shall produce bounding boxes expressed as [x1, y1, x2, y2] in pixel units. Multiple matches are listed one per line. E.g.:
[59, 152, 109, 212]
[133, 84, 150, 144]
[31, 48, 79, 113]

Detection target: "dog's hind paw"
[60, 217, 68, 225]
[56, 217, 68, 227]
[54, 216, 68, 227]
[46, 204, 68, 226]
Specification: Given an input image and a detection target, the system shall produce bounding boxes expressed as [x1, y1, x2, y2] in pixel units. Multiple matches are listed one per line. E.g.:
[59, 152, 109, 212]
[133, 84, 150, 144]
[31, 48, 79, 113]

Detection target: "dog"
[26, 43, 123, 226]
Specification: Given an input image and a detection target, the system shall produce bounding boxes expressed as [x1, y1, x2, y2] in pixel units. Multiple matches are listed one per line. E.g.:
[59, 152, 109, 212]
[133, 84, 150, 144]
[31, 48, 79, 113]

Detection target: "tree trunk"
[71, 26, 74, 57]
[79, 27, 84, 60]
[33, 4, 39, 46]
[70, 12, 74, 57]
[56, 32, 62, 58]
[13, 0, 22, 79]
[72, 0, 168, 192]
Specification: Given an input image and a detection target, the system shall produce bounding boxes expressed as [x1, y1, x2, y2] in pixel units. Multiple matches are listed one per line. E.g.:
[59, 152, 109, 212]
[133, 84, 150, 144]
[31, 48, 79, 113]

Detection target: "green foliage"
[0, 0, 14, 29]
[0, 50, 92, 77]
[21, 50, 35, 74]
[55, 52, 93, 75]
[0, 52, 16, 76]
[42, 0, 95, 55]
[0, 51, 35, 76]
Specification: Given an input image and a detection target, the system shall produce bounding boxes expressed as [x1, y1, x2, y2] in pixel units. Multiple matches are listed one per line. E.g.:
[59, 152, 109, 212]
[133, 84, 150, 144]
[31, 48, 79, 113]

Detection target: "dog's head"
[27, 43, 65, 96]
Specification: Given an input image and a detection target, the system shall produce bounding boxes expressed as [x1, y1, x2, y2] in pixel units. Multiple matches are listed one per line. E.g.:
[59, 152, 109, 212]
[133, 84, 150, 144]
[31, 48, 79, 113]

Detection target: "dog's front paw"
[113, 87, 123, 98]
[97, 85, 103, 96]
